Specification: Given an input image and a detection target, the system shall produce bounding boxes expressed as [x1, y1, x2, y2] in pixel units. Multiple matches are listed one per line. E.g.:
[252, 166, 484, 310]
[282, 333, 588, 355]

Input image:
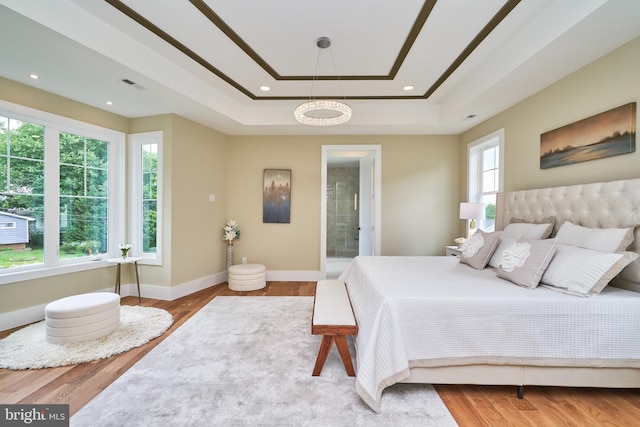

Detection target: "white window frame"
[0, 100, 125, 285]
[129, 131, 163, 265]
[467, 128, 504, 232]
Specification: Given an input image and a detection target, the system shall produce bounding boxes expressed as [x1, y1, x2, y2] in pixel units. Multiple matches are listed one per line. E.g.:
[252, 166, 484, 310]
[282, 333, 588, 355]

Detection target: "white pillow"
[488, 222, 554, 268]
[497, 238, 557, 289]
[541, 244, 639, 296]
[555, 221, 634, 253]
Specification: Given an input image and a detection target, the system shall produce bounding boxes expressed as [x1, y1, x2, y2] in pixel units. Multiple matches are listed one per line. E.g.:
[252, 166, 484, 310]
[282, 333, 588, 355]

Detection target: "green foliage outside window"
[0, 117, 110, 268]
[142, 144, 157, 253]
[485, 203, 496, 220]
[59, 131, 109, 258]
[0, 119, 45, 267]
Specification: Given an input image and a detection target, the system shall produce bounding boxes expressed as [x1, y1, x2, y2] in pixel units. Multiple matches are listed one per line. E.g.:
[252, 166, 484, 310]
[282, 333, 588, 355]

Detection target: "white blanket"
[340, 256, 640, 412]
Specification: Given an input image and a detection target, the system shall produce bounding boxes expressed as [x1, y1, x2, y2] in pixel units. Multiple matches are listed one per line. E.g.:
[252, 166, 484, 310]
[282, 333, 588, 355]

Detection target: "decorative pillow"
[540, 243, 639, 296]
[459, 230, 502, 270]
[555, 221, 634, 253]
[488, 222, 554, 268]
[496, 238, 557, 289]
[619, 226, 640, 284]
[510, 216, 556, 231]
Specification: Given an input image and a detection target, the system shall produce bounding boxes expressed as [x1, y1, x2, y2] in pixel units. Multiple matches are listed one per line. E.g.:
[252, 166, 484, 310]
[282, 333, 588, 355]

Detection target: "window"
[130, 131, 162, 264]
[0, 117, 45, 269]
[0, 222, 16, 228]
[0, 101, 124, 283]
[468, 129, 504, 232]
[59, 131, 109, 260]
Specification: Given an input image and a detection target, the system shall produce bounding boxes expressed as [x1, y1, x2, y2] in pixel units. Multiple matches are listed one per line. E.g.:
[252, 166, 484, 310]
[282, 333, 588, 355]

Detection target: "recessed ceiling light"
[106, 101, 113, 106]
[29, 74, 39, 79]
[402, 85, 415, 91]
[259, 86, 271, 92]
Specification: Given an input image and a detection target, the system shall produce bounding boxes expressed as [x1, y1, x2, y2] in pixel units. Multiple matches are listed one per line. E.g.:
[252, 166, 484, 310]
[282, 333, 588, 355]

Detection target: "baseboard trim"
[1, 270, 323, 331]
[267, 270, 324, 282]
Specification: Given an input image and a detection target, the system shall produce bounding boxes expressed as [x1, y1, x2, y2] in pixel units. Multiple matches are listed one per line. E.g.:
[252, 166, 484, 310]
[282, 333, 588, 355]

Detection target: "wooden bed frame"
[404, 177, 640, 394]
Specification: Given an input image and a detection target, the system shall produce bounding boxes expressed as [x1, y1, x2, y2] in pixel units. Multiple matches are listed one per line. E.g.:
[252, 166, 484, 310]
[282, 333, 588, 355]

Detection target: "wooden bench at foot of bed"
[312, 279, 358, 376]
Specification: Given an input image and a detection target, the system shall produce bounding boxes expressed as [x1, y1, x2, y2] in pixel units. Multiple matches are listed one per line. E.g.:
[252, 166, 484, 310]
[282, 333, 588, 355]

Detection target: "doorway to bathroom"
[321, 145, 381, 279]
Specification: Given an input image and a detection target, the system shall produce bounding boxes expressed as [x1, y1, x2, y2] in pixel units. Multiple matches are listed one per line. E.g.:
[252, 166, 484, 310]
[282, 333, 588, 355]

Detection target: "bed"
[340, 177, 640, 412]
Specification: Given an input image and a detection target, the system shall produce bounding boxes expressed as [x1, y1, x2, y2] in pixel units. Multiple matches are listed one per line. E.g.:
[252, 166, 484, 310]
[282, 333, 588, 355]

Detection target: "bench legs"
[312, 334, 355, 377]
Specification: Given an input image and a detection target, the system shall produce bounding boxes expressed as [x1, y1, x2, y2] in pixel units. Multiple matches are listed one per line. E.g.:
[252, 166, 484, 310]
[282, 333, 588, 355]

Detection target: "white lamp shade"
[459, 202, 485, 220]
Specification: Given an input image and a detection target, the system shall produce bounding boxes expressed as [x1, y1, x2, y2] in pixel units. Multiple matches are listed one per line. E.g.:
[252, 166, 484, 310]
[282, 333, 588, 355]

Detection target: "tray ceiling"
[1, 0, 639, 135]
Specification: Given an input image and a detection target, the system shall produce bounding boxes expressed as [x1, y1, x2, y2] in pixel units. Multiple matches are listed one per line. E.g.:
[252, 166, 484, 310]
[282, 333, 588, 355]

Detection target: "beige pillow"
[509, 217, 555, 237]
[541, 244, 639, 296]
[555, 221, 634, 253]
[496, 238, 557, 289]
[459, 230, 502, 270]
[488, 222, 555, 268]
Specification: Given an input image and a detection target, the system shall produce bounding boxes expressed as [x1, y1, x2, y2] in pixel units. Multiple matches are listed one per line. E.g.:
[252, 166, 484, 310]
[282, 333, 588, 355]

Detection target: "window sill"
[0, 259, 114, 286]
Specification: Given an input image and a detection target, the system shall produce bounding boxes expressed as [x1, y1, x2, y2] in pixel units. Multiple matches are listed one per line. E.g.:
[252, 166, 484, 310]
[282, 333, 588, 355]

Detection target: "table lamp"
[459, 202, 485, 238]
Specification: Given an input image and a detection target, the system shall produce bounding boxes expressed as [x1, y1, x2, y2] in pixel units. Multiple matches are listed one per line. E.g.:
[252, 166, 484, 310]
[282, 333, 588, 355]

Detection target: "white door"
[358, 153, 375, 256]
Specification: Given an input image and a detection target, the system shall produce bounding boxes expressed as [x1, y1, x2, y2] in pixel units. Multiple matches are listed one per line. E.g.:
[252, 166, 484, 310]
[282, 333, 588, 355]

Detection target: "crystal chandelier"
[294, 37, 352, 126]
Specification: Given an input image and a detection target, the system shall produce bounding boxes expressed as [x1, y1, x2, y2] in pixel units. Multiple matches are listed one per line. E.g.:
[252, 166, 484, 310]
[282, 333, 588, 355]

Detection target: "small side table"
[445, 245, 462, 257]
[107, 257, 142, 302]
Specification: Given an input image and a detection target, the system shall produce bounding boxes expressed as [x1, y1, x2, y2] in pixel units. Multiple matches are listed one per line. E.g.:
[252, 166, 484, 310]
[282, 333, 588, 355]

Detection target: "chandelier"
[294, 37, 352, 126]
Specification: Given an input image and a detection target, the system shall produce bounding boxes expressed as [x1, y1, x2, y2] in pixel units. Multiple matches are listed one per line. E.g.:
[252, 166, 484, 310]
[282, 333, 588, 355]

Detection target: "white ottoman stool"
[44, 292, 121, 344]
[228, 263, 266, 291]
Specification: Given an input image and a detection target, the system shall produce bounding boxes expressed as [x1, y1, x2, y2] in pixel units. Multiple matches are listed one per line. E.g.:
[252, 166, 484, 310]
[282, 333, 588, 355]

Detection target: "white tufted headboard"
[496, 177, 640, 292]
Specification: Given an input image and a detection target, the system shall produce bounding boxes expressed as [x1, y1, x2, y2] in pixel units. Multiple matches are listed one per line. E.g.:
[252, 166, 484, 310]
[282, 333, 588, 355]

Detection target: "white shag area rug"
[71, 297, 458, 426]
[0, 305, 173, 370]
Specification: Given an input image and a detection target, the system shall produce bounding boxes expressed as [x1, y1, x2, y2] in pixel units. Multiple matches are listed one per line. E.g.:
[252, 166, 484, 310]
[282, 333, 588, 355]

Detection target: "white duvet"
[340, 256, 640, 412]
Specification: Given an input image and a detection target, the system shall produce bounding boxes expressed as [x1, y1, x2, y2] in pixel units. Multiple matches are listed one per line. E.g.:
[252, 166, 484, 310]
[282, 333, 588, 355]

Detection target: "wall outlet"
[209, 194, 215, 202]
[242, 257, 247, 264]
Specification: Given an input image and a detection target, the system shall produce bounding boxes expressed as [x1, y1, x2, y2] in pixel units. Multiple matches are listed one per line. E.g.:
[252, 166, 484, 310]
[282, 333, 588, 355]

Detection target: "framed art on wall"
[263, 169, 291, 223]
[540, 102, 636, 169]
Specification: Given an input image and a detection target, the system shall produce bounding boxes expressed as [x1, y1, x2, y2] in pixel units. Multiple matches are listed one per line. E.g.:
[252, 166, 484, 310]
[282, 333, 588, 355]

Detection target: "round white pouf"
[228, 263, 266, 291]
[44, 292, 121, 344]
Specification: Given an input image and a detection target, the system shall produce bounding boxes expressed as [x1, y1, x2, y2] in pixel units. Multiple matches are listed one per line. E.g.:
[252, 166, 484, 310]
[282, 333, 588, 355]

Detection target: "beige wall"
[225, 137, 322, 271]
[225, 135, 461, 271]
[380, 136, 461, 255]
[461, 36, 640, 196]
[170, 115, 229, 285]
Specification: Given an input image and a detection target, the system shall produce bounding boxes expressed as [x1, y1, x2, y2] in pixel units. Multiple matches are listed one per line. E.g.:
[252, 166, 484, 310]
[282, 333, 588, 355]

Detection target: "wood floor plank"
[441, 385, 536, 427]
[475, 386, 532, 427]
[436, 384, 496, 426]
[1, 281, 639, 425]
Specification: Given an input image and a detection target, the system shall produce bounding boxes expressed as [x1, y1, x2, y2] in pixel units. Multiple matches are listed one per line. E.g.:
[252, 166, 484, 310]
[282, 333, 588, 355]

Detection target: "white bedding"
[340, 255, 640, 412]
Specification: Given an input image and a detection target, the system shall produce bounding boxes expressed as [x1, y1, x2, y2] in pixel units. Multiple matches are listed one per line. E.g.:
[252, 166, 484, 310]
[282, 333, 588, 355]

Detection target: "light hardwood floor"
[2, 282, 639, 426]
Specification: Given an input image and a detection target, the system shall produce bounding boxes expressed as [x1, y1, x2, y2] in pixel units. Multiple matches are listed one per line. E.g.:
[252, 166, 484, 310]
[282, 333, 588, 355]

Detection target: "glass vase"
[226, 242, 234, 270]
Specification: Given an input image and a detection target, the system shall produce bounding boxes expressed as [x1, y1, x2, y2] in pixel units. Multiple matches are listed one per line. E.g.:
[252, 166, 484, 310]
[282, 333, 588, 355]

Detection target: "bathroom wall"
[326, 163, 359, 258]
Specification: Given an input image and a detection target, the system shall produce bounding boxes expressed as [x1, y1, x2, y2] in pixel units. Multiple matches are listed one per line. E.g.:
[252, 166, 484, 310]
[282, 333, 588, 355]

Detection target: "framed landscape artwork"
[540, 102, 636, 169]
[263, 169, 291, 223]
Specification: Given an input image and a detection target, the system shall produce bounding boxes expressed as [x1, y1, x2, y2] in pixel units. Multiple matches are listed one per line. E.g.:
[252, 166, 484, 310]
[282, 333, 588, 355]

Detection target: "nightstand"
[445, 245, 462, 257]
